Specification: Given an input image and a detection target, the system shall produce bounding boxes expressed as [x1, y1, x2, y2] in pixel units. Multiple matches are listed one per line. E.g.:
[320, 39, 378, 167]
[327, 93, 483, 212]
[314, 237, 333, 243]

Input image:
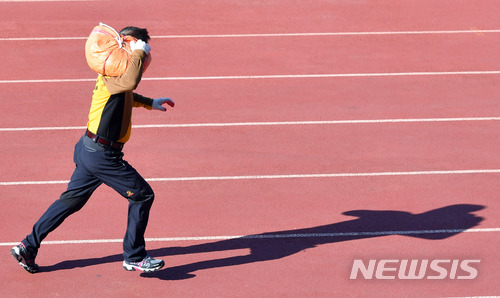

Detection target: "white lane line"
[1, 29, 499, 41]
[0, 180, 70, 186]
[0, 78, 95, 84]
[0, 0, 96, 2]
[146, 169, 500, 182]
[144, 71, 500, 81]
[1, 117, 500, 132]
[2, 169, 500, 186]
[1, 70, 500, 84]
[0, 125, 86, 132]
[1, 228, 499, 246]
[153, 29, 500, 38]
[133, 117, 500, 128]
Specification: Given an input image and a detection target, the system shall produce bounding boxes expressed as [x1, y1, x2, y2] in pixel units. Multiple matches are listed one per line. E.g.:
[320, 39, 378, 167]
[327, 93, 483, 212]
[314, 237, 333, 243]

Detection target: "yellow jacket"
[87, 50, 153, 143]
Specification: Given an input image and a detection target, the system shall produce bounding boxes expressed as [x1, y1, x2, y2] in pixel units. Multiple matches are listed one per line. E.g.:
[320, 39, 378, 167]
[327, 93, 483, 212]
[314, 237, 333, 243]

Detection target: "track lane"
[1, 75, 500, 128]
[1, 121, 500, 184]
[3, 173, 500, 241]
[2, 33, 500, 81]
[1, 0, 500, 38]
[2, 174, 498, 296]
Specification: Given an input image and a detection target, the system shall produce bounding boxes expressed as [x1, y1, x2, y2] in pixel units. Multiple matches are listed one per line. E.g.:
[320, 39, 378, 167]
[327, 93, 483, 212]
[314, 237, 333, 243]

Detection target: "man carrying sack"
[11, 25, 174, 273]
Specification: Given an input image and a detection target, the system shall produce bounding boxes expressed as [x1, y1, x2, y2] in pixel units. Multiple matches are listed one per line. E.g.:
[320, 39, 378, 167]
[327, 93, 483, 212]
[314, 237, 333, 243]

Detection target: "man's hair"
[119, 26, 151, 42]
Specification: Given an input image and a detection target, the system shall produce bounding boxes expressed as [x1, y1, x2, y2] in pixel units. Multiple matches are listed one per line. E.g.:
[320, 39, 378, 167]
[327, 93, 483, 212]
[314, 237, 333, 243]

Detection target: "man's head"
[119, 26, 151, 42]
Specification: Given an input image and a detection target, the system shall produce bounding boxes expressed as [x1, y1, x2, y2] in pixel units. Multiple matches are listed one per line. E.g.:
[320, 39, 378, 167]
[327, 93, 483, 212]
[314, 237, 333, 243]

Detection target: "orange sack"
[85, 23, 151, 77]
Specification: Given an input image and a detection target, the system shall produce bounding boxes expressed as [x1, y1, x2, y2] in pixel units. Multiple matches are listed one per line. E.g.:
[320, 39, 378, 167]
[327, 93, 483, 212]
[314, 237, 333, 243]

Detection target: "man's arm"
[133, 94, 174, 111]
[103, 50, 146, 94]
[133, 93, 154, 109]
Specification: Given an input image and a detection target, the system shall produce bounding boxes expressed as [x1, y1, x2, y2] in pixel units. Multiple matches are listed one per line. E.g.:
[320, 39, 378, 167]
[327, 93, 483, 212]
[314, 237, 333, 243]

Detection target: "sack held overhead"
[85, 23, 151, 76]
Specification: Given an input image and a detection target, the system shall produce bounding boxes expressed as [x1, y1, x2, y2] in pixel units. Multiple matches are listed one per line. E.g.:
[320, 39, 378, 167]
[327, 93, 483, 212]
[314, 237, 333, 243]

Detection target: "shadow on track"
[41, 204, 484, 280]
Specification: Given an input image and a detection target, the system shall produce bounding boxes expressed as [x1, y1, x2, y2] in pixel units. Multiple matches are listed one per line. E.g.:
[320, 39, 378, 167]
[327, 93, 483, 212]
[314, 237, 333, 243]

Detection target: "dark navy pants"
[22, 134, 155, 262]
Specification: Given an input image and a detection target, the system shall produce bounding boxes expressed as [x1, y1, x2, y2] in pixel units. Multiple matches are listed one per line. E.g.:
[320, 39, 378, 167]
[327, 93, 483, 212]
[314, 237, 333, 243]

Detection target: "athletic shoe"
[123, 255, 164, 272]
[10, 243, 39, 273]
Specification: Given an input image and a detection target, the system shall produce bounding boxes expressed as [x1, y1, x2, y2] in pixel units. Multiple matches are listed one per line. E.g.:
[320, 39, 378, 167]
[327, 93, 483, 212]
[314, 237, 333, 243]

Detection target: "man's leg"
[96, 158, 164, 272]
[75, 136, 163, 271]
[13, 137, 102, 273]
[123, 175, 155, 262]
[95, 157, 155, 261]
[83, 145, 158, 258]
[22, 166, 102, 251]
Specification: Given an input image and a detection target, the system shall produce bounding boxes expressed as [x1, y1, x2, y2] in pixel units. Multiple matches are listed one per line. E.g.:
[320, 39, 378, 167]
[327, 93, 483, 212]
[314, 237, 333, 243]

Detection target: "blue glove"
[152, 98, 175, 111]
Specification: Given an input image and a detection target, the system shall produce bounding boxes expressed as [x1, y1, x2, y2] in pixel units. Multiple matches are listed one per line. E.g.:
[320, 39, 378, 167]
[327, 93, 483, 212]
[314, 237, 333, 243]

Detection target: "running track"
[0, 0, 499, 297]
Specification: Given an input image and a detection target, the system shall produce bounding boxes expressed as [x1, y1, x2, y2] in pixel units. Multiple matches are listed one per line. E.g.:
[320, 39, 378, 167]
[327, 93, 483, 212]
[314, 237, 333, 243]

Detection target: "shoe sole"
[10, 246, 38, 273]
[123, 260, 165, 273]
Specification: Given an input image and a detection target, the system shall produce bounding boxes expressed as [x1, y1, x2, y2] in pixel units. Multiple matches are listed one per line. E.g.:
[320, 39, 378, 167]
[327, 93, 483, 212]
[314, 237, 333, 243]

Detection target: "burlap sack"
[85, 23, 151, 76]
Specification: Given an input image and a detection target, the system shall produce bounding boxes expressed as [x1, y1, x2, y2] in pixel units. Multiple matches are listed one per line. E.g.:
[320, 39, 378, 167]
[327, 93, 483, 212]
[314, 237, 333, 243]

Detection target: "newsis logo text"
[350, 259, 480, 280]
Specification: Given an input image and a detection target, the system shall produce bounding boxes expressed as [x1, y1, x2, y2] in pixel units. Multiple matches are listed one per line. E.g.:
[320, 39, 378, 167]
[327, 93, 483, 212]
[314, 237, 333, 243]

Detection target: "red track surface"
[1, 0, 499, 297]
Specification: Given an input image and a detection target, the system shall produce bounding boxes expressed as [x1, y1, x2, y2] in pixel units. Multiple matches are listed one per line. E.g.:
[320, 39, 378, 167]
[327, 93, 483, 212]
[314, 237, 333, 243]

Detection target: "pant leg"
[81, 136, 155, 262]
[99, 158, 154, 262]
[23, 137, 102, 252]
[122, 171, 154, 262]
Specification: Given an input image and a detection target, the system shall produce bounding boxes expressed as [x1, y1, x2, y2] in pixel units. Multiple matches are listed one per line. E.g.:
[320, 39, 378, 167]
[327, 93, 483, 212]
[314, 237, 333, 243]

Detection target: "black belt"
[85, 130, 124, 149]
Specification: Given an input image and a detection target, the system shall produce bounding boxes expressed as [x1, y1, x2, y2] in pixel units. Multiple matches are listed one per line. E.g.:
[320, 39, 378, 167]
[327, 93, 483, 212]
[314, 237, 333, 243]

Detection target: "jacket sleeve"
[133, 93, 154, 109]
[102, 50, 146, 94]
